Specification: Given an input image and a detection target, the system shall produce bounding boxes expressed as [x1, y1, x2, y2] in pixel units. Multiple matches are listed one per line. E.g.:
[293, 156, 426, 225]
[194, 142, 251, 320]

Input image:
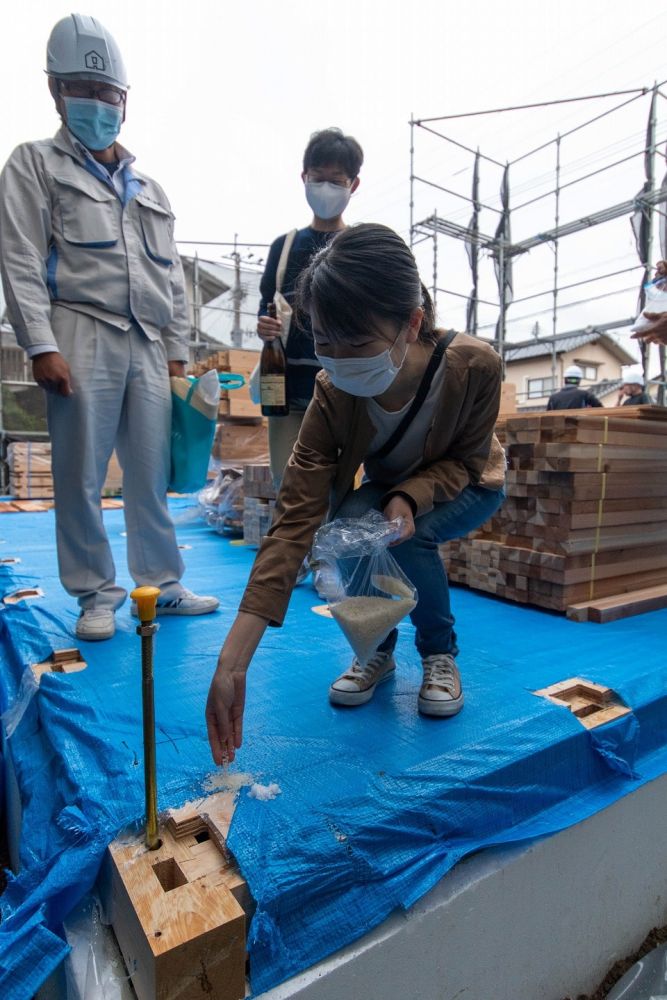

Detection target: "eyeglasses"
[59, 81, 126, 106]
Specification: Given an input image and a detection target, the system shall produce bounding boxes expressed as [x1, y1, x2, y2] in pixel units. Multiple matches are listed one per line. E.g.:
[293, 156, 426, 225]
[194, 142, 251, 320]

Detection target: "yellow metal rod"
[131, 586, 161, 850]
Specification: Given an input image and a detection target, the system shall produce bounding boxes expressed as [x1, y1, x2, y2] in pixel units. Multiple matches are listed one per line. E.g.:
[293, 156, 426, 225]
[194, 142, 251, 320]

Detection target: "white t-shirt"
[363, 351, 447, 484]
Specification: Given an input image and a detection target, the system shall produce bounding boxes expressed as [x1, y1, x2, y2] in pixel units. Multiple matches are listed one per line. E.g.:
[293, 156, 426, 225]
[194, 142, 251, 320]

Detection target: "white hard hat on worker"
[564, 365, 583, 382]
[622, 365, 644, 387]
[46, 14, 128, 152]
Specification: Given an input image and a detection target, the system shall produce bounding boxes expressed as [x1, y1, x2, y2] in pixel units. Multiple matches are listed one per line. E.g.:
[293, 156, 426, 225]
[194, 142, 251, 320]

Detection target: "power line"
[416, 87, 651, 125]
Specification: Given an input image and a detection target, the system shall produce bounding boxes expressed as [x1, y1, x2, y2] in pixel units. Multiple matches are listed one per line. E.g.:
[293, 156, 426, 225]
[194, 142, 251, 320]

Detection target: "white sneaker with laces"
[418, 653, 464, 717]
[76, 609, 115, 641]
[131, 589, 219, 617]
[329, 650, 396, 706]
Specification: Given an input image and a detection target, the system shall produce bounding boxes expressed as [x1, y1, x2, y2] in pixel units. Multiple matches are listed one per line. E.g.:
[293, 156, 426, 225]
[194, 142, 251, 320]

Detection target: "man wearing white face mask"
[257, 128, 363, 487]
[0, 14, 219, 641]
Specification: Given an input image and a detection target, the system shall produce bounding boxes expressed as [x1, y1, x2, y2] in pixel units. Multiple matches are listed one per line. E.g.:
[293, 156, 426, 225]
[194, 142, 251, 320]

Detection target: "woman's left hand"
[632, 313, 667, 345]
[384, 494, 415, 545]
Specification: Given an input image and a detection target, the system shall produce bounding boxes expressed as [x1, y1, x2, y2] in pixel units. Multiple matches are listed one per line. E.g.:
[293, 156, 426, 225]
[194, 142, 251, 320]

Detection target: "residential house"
[503, 328, 638, 410]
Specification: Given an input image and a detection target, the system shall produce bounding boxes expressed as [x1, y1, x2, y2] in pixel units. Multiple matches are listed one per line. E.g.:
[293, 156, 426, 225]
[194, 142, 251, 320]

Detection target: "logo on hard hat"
[84, 50, 106, 71]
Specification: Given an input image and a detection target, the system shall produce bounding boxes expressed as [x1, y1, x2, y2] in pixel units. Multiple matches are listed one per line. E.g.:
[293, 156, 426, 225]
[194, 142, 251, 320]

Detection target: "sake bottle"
[260, 302, 289, 417]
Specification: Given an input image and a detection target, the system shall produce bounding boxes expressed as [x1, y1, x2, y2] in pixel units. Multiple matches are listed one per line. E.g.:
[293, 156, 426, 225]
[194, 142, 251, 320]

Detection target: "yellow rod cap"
[130, 586, 161, 621]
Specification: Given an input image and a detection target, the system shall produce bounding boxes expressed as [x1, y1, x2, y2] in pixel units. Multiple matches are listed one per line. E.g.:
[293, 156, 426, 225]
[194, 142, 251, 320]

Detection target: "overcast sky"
[3, 0, 667, 367]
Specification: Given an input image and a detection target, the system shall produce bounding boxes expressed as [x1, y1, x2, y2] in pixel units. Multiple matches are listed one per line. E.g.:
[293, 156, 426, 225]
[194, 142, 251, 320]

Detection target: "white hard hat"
[623, 365, 644, 386]
[564, 365, 583, 380]
[46, 14, 128, 90]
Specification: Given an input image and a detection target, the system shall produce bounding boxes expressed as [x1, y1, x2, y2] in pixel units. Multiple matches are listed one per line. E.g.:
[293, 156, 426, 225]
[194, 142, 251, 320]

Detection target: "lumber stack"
[190, 348, 270, 466]
[7, 442, 123, 498]
[441, 406, 667, 621]
[7, 441, 52, 498]
[242, 464, 276, 546]
[190, 347, 261, 420]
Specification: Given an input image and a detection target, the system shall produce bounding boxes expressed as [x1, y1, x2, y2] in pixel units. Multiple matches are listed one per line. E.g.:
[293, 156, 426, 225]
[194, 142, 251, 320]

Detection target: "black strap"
[370, 330, 457, 461]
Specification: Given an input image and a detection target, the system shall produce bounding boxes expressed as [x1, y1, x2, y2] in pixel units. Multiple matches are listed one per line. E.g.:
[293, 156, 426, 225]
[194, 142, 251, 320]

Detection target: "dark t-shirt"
[259, 226, 337, 408]
[622, 391, 652, 405]
[546, 385, 604, 410]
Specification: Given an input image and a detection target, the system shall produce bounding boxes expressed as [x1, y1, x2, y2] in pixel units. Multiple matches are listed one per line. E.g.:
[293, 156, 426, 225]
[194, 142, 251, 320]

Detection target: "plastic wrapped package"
[606, 941, 667, 999]
[312, 511, 418, 665]
[63, 894, 133, 1000]
[197, 467, 244, 535]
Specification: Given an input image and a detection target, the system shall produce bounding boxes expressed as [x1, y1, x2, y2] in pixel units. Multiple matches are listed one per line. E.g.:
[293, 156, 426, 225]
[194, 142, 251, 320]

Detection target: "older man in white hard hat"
[617, 366, 653, 406]
[0, 14, 219, 640]
[546, 365, 604, 410]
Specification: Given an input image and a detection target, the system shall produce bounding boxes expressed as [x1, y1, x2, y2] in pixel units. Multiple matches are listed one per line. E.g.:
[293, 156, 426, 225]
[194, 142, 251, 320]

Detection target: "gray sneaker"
[418, 654, 464, 717]
[329, 649, 396, 706]
[130, 589, 219, 617]
[76, 609, 115, 642]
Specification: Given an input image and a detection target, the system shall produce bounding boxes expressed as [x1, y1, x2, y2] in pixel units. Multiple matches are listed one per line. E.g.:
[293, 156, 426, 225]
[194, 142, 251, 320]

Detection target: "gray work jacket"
[0, 126, 189, 361]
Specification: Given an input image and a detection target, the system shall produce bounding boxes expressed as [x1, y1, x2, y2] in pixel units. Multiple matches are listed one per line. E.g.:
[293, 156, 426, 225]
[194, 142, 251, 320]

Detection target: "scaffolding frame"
[409, 85, 667, 402]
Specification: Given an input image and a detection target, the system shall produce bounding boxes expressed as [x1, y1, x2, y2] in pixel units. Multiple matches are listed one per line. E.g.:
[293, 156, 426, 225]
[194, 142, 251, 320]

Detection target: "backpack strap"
[370, 330, 457, 462]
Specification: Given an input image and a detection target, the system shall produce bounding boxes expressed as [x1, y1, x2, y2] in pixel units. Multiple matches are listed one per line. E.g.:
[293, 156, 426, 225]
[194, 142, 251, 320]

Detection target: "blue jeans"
[336, 482, 505, 658]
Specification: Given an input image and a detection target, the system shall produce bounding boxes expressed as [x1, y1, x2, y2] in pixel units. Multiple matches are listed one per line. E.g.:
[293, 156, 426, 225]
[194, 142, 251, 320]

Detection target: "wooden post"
[103, 791, 251, 1000]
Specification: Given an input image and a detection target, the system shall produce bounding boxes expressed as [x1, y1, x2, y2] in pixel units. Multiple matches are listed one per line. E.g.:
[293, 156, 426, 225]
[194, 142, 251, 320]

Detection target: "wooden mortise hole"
[194, 829, 210, 844]
[534, 677, 631, 730]
[4, 587, 44, 605]
[32, 648, 87, 679]
[152, 858, 188, 893]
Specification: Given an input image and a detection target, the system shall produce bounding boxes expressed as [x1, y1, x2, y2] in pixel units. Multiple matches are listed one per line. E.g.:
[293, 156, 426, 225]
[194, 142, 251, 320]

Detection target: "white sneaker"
[329, 650, 396, 706]
[131, 589, 220, 617]
[418, 654, 464, 717]
[76, 609, 115, 641]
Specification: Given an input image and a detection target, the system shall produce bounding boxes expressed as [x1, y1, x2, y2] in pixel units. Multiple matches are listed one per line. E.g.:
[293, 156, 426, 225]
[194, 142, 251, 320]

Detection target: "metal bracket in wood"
[533, 677, 631, 729]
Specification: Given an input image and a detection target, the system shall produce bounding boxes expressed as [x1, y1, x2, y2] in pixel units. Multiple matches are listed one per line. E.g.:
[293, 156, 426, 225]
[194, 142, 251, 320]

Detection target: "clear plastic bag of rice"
[312, 511, 418, 665]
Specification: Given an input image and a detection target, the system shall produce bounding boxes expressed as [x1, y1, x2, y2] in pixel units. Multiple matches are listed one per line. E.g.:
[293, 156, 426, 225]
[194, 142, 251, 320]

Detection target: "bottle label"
[260, 375, 287, 407]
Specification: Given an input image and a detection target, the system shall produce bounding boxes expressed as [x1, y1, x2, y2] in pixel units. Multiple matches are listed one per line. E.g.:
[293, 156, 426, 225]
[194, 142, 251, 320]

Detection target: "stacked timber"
[8, 442, 123, 499]
[441, 406, 667, 621]
[242, 464, 276, 546]
[7, 441, 52, 498]
[189, 349, 270, 466]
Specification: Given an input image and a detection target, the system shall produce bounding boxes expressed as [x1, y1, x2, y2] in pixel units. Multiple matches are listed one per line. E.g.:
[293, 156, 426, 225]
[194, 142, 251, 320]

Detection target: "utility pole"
[231, 233, 244, 350]
[192, 252, 202, 355]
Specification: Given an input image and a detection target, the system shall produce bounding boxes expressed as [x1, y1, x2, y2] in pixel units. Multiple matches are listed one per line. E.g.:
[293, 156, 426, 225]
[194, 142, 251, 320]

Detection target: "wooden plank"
[567, 584, 667, 623]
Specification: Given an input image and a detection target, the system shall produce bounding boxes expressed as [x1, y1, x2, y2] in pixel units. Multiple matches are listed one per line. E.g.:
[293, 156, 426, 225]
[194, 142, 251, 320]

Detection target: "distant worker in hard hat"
[546, 365, 604, 410]
[0, 15, 219, 641]
[617, 366, 653, 406]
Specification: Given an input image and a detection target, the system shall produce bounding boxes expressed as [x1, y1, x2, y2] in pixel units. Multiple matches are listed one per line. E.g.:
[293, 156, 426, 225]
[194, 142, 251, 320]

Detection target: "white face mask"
[305, 181, 352, 220]
[316, 340, 407, 397]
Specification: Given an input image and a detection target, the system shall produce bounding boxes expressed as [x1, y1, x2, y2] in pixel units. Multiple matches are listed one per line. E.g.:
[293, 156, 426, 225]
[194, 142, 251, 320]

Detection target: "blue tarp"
[0, 500, 666, 998]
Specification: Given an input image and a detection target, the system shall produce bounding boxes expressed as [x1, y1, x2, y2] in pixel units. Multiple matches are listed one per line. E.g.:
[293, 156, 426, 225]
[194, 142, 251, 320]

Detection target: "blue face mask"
[63, 97, 123, 151]
[316, 339, 408, 397]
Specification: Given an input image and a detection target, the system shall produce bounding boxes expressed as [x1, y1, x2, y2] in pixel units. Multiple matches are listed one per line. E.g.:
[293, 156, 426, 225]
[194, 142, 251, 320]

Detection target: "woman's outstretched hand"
[205, 612, 268, 765]
[206, 663, 247, 765]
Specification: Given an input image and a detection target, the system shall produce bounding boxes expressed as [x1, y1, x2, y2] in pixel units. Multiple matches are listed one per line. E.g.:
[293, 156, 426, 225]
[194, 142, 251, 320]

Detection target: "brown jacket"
[240, 332, 505, 626]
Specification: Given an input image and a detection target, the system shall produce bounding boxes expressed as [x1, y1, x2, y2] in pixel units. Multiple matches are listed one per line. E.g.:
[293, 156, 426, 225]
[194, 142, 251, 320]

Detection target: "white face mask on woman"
[305, 181, 352, 220]
[316, 339, 408, 397]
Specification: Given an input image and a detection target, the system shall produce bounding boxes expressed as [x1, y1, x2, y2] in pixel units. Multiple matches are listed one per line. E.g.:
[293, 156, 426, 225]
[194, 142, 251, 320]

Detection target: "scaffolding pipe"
[551, 135, 561, 389]
[432, 209, 438, 310]
[409, 114, 414, 248]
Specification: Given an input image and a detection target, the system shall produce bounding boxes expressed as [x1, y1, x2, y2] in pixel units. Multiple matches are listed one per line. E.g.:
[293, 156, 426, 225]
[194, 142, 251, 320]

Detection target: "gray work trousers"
[46, 306, 184, 610]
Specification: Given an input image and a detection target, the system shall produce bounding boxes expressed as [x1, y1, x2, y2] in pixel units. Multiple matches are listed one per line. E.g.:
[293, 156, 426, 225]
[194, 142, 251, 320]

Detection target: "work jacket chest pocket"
[136, 195, 174, 266]
[55, 177, 119, 247]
